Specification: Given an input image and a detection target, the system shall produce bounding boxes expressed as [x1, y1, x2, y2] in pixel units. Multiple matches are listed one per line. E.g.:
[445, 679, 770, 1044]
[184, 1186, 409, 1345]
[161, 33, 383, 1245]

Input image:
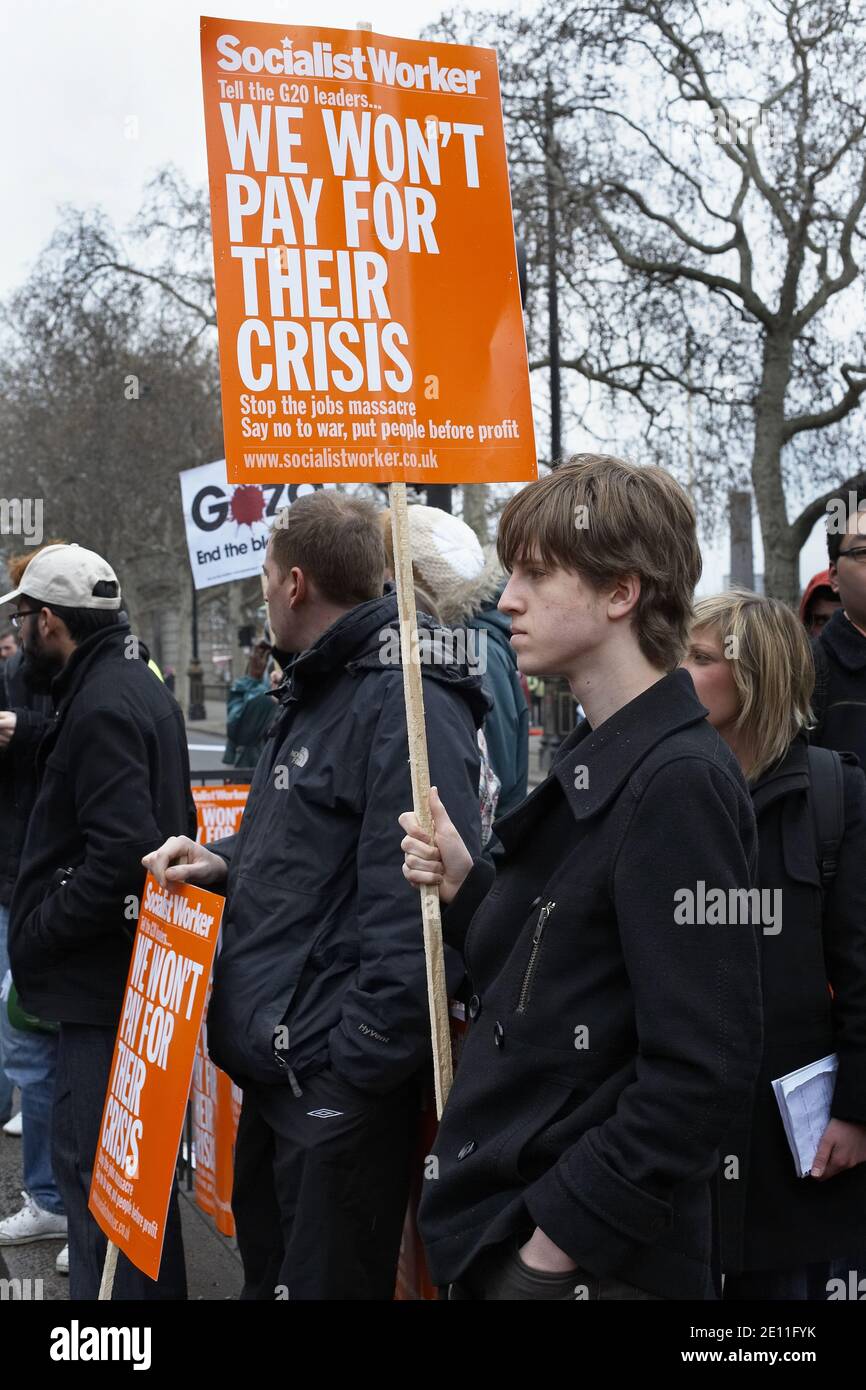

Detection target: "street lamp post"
[187, 574, 206, 722]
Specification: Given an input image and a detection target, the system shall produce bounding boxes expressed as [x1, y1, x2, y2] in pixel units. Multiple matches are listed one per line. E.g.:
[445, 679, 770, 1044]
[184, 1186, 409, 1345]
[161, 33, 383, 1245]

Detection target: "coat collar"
[553, 668, 712, 819]
[819, 607, 866, 672]
[51, 622, 131, 712]
[494, 668, 710, 846]
[749, 736, 809, 816]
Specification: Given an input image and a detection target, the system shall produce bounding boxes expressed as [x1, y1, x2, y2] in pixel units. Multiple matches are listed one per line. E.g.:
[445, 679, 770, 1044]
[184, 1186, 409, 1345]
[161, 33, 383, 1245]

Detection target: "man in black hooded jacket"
[146, 492, 486, 1300]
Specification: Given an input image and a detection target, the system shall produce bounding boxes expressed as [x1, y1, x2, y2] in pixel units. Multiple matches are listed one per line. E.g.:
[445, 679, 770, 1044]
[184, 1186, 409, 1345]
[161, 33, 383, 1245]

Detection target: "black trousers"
[232, 1068, 418, 1300]
[53, 1022, 188, 1300]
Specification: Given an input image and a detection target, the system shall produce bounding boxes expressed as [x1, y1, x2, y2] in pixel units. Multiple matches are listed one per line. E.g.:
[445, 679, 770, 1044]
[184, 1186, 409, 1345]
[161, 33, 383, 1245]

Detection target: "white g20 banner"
[179, 460, 329, 590]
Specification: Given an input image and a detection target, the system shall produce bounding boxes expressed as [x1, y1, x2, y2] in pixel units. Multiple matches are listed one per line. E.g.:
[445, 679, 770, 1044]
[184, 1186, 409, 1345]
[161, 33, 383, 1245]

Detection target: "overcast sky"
[0, 0, 467, 296]
[0, 1, 829, 590]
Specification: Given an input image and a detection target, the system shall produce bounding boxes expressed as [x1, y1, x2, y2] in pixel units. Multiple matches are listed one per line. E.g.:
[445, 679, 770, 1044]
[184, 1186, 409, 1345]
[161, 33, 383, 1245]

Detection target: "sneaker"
[55, 1244, 69, 1276]
[0, 1192, 68, 1245]
[2, 1111, 22, 1137]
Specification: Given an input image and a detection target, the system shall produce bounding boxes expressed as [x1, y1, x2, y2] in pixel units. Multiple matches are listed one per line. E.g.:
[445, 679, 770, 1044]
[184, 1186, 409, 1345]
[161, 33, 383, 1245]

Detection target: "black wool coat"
[811, 608, 866, 771]
[418, 669, 763, 1300]
[10, 625, 197, 1025]
[720, 737, 866, 1273]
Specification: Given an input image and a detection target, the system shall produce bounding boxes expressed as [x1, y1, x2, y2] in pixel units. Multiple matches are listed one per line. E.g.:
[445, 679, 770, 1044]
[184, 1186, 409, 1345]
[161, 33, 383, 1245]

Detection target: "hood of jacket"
[275, 591, 491, 728]
[799, 569, 835, 623]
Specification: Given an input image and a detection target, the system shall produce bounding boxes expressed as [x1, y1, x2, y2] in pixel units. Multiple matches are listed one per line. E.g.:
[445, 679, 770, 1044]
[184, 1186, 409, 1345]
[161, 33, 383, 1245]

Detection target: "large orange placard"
[200, 17, 536, 485]
[88, 875, 224, 1281]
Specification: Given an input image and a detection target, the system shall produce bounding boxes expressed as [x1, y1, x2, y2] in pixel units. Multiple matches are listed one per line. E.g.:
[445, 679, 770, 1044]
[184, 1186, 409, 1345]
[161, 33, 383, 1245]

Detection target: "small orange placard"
[192, 784, 249, 843]
[88, 875, 224, 1280]
[200, 17, 536, 485]
[191, 1018, 241, 1237]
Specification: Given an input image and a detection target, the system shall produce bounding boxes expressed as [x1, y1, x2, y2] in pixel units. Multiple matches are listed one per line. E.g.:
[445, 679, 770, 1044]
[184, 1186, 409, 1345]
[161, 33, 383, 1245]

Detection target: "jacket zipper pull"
[533, 901, 555, 943]
[516, 901, 557, 1015]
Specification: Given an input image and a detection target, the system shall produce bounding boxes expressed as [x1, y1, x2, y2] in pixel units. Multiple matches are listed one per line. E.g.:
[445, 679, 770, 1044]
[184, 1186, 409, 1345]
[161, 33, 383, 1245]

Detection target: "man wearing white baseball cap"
[0, 543, 125, 614]
[3, 544, 195, 1299]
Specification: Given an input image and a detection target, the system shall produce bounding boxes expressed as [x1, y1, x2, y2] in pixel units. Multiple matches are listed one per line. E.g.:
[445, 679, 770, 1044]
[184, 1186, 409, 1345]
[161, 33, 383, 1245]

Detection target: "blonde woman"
[683, 591, 866, 1300]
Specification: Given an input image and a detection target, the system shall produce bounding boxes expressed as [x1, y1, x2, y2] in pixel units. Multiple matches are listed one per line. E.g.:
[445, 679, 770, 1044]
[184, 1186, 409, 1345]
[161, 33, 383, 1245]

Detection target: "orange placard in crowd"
[192, 784, 250, 843]
[200, 17, 536, 485]
[88, 875, 224, 1280]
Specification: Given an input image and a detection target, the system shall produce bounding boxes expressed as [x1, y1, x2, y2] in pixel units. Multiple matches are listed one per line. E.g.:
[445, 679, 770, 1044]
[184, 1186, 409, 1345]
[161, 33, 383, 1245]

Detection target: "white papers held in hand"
[772, 1053, 838, 1178]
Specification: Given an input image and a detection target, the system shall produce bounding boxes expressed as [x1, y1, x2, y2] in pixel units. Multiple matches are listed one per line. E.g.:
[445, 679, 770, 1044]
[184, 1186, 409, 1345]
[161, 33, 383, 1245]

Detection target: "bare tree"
[432, 0, 866, 602]
[0, 205, 223, 675]
[65, 167, 219, 348]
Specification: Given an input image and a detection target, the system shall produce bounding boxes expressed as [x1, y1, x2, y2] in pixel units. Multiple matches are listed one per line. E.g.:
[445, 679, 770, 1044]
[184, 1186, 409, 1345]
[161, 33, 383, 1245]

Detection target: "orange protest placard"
[192, 784, 249, 844]
[88, 875, 224, 1281]
[200, 17, 536, 485]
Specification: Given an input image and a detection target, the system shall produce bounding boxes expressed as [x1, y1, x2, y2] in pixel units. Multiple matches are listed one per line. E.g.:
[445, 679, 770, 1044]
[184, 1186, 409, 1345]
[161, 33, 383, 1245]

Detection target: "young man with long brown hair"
[401, 456, 763, 1300]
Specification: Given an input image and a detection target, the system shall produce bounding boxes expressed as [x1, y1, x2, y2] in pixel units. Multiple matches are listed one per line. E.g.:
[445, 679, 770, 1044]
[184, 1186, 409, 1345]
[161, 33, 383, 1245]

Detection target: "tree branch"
[791, 469, 866, 549]
[599, 180, 739, 256]
[85, 259, 216, 329]
[793, 154, 866, 331]
[783, 363, 866, 442]
[589, 202, 775, 325]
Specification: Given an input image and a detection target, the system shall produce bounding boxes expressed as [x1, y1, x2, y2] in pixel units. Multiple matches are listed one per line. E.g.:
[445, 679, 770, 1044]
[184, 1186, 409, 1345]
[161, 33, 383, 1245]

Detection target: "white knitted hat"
[404, 506, 501, 625]
[408, 506, 485, 590]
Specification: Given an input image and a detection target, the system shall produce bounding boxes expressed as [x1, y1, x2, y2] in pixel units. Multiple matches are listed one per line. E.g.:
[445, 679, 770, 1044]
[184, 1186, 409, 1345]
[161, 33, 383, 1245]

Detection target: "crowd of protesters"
[1, 463, 866, 1302]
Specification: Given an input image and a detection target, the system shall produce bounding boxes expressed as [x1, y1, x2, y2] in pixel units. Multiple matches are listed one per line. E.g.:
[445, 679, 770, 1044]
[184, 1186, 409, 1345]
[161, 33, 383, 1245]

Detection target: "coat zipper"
[516, 901, 555, 1014]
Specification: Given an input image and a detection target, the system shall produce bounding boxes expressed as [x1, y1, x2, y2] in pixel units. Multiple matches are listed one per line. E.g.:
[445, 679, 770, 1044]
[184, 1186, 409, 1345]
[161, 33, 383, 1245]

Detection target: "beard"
[20, 644, 64, 693]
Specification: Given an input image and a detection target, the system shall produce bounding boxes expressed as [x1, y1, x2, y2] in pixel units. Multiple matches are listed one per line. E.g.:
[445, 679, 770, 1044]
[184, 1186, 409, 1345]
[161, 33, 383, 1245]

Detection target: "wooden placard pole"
[99, 1238, 119, 1299]
[389, 481, 453, 1117]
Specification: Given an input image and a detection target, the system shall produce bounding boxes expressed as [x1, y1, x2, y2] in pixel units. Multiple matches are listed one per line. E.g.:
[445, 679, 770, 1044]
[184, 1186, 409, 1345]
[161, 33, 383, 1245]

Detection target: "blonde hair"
[691, 590, 815, 781]
[497, 455, 701, 671]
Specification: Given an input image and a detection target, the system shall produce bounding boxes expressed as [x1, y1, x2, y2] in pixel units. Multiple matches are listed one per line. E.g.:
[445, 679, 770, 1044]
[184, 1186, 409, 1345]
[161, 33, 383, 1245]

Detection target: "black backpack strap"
[806, 744, 845, 889]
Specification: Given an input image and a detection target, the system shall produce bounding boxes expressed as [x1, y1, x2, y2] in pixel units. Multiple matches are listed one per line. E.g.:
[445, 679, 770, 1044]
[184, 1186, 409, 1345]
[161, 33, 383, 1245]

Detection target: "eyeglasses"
[839, 545, 866, 564]
[10, 610, 39, 629]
